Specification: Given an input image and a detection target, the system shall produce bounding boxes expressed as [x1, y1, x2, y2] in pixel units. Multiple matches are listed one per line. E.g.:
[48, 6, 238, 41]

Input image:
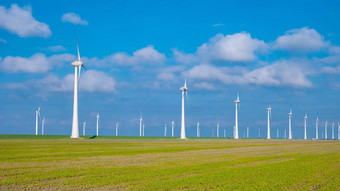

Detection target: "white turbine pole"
[325, 121, 328, 140]
[316, 117, 319, 140]
[284, 129, 286, 139]
[143, 124, 145, 136]
[338, 122, 340, 140]
[42, 116, 45, 135]
[258, 128, 260, 138]
[71, 36, 86, 139]
[96, 113, 99, 136]
[180, 79, 188, 139]
[247, 127, 249, 138]
[234, 94, 240, 139]
[332, 122, 334, 140]
[224, 130, 226, 138]
[197, 121, 200, 138]
[116, 122, 118, 136]
[139, 116, 142, 137]
[35, 106, 40, 135]
[164, 123, 167, 137]
[267, 106, 271, 139]
[277, 129, 279, 139]
[304, 113, 307, 140]
[83, 121, 86, 136]
[288, 109, 292, 139]
[217, 123, 219, 138]
[171, 121, 174, 137]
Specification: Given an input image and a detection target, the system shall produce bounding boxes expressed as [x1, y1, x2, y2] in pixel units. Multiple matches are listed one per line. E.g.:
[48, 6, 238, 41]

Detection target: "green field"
[0, 135, 339, 190]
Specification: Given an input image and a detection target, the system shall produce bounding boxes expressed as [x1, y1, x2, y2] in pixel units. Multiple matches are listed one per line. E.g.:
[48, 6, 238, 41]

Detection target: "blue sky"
[1, 0, 340, 138]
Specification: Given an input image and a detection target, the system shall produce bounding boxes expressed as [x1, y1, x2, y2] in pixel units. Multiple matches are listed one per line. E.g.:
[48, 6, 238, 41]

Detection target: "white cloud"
[274, 27, 329, 53]
[175, 32, 268, 64]
[193, 82, 216, 90]
[0, 38, 6, 43]
[61, 13, 88, 25]
[156, 65, 185, 82]
[0, 53, 75, 73]
[185, 60, 313, 88]
[44, 45, 66, 52]
[0, 4, 51, 38]
[212, 23, 224, 27]
[321, 65, 340, 74]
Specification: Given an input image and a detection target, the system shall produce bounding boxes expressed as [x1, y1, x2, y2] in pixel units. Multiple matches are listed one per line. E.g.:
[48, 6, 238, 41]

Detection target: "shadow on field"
[89, 135, 97, 139]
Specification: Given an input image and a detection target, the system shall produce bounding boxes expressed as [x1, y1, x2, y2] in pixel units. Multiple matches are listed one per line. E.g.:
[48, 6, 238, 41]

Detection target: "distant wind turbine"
[288, 109, 292, 139]
[139, 115, 143, 137]
[258, 128, 260, 138]
[316, 117, 319, 140]
[277, 129, 279, 139]
[224, 129, 226, 138]
[304, 113, 307, 140]
[284, 129, 286, 139]
[116, 122, 119, 136]
[71, 34, 87, 139]
[42, 116, 45, 135]
[267, 105, 271, 139]
[83, 121, 86, 136]
[171, 121, 174, 137]
[247, 126, 249, 138]
[338, 122, 340, 140]
[96, 113, 100, 136]
[197, 121, 200, 138]
[332, 122, 335, 140]
[234, 93, 240, 139]
[325, 121, 328, 140]
[143, 124, 145, 136]
[217, 123, 219, 138]
[164, 123, 167, 137]
[180, 79, 188, 139]
[35, 106, 40, 135]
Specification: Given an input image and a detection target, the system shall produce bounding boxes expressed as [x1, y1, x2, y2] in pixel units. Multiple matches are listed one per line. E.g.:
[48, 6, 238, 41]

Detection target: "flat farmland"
[0, 135, 339, 190]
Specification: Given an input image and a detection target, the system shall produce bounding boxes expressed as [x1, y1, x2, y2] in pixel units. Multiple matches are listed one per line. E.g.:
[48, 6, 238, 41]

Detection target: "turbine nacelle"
[71, 60, 83, 67]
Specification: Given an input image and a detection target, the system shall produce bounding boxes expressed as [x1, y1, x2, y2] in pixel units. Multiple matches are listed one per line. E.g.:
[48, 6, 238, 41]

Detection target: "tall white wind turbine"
[139, 115, 143, 136]
[325, 121, 328, 140]
[304, 113, 307, 140]
[197, 121, 200, 138]
[217, 123, 219, 138]
[83, 121, 86, 136]
[234, 94, 240, 139]
[288, 109, 292, 139]
[35, 106, 40, 135]
[116, 122, 119, 136]
[180, 79, 188, 139]
[96, 113, 100, 136]
[70, 35, 87, 139]
[332, 122, 335, 140]
[171, 121, 174, 137]
[164, 123, 167, 137]
[267, 106, 271, 139]
[315, 117, 319, 140]
[42, 116, 45, 135]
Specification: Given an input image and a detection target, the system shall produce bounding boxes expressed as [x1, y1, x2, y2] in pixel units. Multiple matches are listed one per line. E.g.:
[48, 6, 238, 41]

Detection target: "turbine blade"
[186, 91, 188, 101]
[82, 64, 87, 70]
[75, 33, 80, 61]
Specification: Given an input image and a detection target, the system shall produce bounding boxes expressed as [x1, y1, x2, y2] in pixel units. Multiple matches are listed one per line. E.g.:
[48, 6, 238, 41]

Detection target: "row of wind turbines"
[33, 36, 339, 140]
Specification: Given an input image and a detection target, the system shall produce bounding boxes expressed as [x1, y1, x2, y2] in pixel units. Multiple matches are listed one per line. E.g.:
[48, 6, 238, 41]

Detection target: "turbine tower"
[180, 79, 188, 139]
[96, 113, 100, 136]
[143, 124, 145, 136]
[35, 106, 40, 135]
[331, 122, 335, 139]
[164, 123, 167, 137]
[224, 130, 226, 138]
[277, 129, 279, 139]
[247, 127, 249, 138]
[338, 122, 340, 140]
[267, 106, 271, 139]
[83, 121, 86, 136]
[288, 109, 292, 139]
[217, 123, 219, 138]
[325, 121, 328, 140]
[284, 129, 286, 139]
[258, 128, 260, 138]
[304, 113, 307, 140]
[116, 122, 119, 136]
[197, 121, 200, 138]
[171, 121, 174, 137]
[70, 35, 86, 139]
[139, 115, 142, 136]
[315, 117, 319, 140]
[42, 116, 45, 135]
[234, 94, 240, 139]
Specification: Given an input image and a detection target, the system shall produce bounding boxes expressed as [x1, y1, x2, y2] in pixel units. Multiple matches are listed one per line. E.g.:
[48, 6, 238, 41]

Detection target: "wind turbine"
[247, 127, 249, 138]
[180, 79, 188, 139]
[96, 113, 100, 136]
[139, 115, 143, 137]
[224, 129, 226, 138]
[197, 121, 200, 138]
[70, 34, 87, 139]
[332, 122, 335, 140]
[284, 129, 286, 139]
[217, 123, 219, 138]
[35, 106, 40, 135]
[315, 117, 319, 140]
[304, 113, 307, 140]
[277, 129, 279, 139]
[83, 121, 86, 136]
[338, 122, 340, 140]
[164, 123, 167, 137]
[267, 105, 271, 139]
[288, 109, 292, 139]
[116, 122, 119, 136]
[258, 128, 260, 138]
[325, 121, 328, 140]
[41, 116, 45, 135]
[171, 121, 174, 137]
[234, 93, 240, 139]
[143, 124, 145, 136]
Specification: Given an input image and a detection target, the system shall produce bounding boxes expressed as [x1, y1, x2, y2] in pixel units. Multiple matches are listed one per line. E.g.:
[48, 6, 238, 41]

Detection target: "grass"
[0, 135, 339, 190]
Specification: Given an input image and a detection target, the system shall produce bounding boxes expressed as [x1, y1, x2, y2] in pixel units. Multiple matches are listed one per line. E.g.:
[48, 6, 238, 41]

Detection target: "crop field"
[0, 135, 339, 190]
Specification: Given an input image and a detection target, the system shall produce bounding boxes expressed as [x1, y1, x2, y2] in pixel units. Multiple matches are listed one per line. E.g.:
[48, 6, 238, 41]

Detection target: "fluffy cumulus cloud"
[0, 53, 75, 73]
[175, 32, 267, 64]
[61, 13, 88, 25]
[0, 4, 51, 38]
[274, 27, 329, 53]
[185, 60, 313, 88]
[90, 45, 166, 66]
